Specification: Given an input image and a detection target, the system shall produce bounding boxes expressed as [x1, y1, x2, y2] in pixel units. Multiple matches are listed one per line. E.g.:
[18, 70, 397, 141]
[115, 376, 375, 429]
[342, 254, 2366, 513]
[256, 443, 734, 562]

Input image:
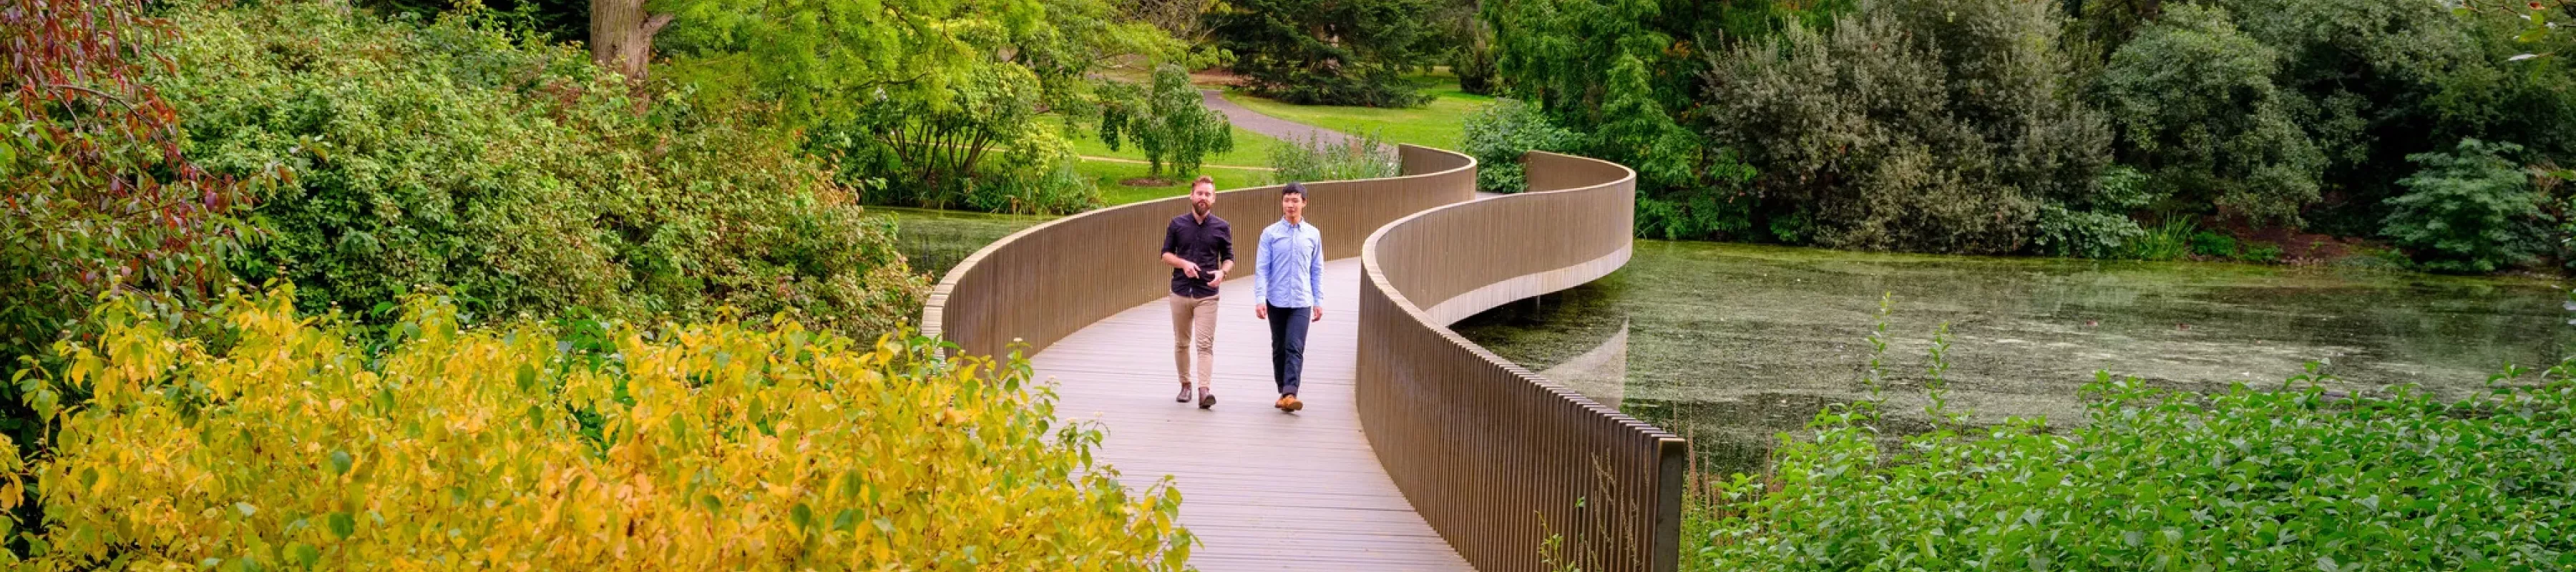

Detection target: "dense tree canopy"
[1475, 0, 2576, 268]
[1702, 0, 2109, 253]
[1209, 0, 1438, 107]
[2097, 4, 2324, 225]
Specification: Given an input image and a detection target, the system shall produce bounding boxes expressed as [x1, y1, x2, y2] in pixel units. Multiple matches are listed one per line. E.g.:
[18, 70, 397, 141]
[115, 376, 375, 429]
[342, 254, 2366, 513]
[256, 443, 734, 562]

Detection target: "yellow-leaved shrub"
[16, 287, 1191, 570]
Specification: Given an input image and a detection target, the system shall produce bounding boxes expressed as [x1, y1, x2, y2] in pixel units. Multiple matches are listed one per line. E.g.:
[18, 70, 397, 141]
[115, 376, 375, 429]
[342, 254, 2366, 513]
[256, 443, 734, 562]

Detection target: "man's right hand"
[1254, 305, 1267, 320]
[1180, 264, 1201, 279]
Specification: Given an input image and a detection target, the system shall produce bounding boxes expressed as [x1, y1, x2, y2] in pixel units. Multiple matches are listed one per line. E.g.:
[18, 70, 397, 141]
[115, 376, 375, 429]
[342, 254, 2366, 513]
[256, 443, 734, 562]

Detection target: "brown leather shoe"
[1176, 385, 1194, 403]
[1274, 395, 1303, 413]
[1199, 388, 1216, 410]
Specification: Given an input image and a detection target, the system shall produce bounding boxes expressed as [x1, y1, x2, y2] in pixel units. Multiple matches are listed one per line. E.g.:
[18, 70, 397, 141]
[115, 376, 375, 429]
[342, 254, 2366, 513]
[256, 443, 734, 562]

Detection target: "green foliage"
[2098, 4, 2326, 226]
[2122, 217, 2199, 262]
[2034, 206, 2146, 260]
[160, 1, 925, 339]
[806, 64, 1103, 214]
[353, 0, 590, 44]
[1699, 351, 2576, 568]
[1101, 64, 1236, 180]
[2384, 139, 2549, 273]
[657, 0, 1173, 214]
[1269, 132, 1397, 184]
[1484, 0, 1774, 240]
[1488, 0, 2575, 253]
[2033, 167, 2152, 259]
[16, 287, 1194, 569]
[1208, 0, 1438, 107]
[1461, 99, 1580, 193]
[2190, 231, 2242, 259]
[1700, 0, 2112, 253]
[2242, 242, 2285, 262]
[2195, 0, 2575, 235]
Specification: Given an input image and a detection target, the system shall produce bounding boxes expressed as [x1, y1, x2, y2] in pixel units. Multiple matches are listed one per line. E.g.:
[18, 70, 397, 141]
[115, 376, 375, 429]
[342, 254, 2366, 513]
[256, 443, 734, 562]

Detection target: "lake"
[1450, 240, 2573, 475]
[869, 207, 1053, 277]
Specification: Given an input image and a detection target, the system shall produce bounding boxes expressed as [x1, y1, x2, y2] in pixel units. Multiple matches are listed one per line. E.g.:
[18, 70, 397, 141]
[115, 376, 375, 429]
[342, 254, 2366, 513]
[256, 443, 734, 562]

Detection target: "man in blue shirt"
[1253, 182, 1324, 413]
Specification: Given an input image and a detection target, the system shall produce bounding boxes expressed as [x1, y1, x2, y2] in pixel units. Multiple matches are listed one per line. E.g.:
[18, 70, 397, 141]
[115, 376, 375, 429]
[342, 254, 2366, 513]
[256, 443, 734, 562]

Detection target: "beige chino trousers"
[1169, 294, 1220, 388]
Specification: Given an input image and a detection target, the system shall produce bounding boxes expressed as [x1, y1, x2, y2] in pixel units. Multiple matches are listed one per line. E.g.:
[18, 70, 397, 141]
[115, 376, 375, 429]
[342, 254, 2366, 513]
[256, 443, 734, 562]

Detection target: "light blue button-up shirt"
[1253, 219, 1324, 309]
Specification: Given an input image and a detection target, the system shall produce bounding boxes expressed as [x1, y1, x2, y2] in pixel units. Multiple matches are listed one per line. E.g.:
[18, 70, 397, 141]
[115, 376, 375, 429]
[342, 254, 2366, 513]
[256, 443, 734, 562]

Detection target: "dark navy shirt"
[1161, 212, 1234, 298]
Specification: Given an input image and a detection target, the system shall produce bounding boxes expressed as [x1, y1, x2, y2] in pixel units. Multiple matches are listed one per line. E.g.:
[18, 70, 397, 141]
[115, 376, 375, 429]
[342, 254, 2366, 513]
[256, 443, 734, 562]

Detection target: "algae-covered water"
[868, 207, 1053, 277]
[1452, 240, 2572, 475]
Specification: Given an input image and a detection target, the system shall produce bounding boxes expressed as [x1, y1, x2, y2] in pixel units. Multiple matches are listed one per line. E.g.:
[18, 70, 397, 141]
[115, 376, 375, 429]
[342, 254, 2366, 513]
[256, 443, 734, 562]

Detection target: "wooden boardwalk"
[1033, 258, 1473, 571]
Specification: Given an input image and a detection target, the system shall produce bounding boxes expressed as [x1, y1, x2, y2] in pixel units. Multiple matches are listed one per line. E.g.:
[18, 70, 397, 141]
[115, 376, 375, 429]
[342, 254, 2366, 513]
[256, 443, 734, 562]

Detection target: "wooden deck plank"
[1032, 259, 1472, 571]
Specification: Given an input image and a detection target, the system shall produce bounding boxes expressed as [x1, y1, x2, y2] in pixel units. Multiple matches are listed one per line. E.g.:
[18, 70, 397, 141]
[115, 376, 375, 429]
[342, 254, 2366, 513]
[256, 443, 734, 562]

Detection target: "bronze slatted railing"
[1358, 151, 1685, 572]
[922, 144, 1477, 360]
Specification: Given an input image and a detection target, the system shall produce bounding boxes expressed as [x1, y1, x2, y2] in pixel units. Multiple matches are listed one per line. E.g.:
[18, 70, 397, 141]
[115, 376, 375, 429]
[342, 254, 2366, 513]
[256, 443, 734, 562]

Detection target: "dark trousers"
[1266, 305, 1310, 396]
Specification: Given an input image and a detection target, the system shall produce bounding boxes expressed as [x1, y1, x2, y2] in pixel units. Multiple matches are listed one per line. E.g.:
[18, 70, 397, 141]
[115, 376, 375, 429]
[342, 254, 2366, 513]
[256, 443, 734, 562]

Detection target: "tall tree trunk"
[590, 0, 671, 80]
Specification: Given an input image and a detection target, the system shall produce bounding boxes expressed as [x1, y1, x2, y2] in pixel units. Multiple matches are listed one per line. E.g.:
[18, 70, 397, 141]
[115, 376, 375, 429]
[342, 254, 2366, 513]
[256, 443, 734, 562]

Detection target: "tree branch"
[44, 84, 140, 112]
[641, 13, 675, 36]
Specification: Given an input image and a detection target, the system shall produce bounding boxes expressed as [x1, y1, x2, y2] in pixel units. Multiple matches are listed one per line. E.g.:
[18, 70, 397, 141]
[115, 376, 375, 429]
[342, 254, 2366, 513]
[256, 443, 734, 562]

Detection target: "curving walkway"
[1033, 260, 1470, 570]
[924, 147, 1666, 571]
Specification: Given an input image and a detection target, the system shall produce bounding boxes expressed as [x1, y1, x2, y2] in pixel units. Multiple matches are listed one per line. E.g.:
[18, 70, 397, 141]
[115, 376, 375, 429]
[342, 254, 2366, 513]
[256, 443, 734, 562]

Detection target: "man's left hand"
[1206, 270, 1224, 287]
[1310, 306, 1322, 322]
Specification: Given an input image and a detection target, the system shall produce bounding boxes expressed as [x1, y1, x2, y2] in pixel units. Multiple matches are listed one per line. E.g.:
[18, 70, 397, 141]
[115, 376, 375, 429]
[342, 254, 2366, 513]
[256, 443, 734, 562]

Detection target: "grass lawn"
[1053, 119, 1290, 169]
[1219, 77, 1496, 150]
[1075, 159, 1275, 205]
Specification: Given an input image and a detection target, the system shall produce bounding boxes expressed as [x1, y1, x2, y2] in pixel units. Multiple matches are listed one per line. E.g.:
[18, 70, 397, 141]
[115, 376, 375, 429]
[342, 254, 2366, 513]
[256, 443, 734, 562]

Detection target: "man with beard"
[1161, 175, 1234, 409]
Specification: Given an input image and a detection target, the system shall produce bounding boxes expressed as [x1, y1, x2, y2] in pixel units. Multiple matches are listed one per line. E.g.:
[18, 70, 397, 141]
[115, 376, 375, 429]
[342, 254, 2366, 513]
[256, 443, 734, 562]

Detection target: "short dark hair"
[1282, 182, 1307, 197]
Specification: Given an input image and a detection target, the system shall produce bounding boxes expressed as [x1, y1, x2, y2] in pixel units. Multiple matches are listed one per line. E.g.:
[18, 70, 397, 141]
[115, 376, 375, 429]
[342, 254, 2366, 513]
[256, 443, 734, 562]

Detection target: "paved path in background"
[1201, 89, 1375, 153]
[1034, 259, 1473, 571]
[1077, 154, 1277, 172]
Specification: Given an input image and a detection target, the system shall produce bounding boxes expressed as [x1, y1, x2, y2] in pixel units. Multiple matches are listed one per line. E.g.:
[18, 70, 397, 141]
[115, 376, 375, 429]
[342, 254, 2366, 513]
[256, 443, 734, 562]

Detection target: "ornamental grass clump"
[1698, 346, 2576, 569]
[10, 288, 1192, 570]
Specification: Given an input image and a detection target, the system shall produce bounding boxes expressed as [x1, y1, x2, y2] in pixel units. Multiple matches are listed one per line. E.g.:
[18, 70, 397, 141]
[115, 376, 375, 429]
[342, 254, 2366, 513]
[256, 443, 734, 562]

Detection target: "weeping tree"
[1101, 64, 1236, 181]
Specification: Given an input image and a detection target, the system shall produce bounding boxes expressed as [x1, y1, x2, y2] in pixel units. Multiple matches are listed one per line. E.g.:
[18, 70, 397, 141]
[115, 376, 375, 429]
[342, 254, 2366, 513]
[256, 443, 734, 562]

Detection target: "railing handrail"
[1357, 151, 1684, 572]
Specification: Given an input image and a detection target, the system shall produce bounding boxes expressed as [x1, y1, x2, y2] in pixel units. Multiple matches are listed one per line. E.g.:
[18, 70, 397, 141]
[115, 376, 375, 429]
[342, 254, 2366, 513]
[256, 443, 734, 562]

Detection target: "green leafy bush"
[1269, 132, 1397, 184]
[2033, 167, 2153, 259]
[2190, 231, 2242, 259]
[13, 287, 1193, 569]
[2033, 206, 2145, 260]
[2382, 139, 2548, 273]
[1699, 358, 2576, 570]
[2241, 242, 2285, 262]
[1461, 99, 1581, 193]
[160, 1, 924, 337]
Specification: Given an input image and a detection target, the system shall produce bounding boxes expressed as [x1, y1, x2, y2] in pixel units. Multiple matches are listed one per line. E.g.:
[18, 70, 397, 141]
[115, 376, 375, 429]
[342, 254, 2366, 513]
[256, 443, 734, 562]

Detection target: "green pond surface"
[1451, 240, 2573, 475]
[867, 207, 1054, 277]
